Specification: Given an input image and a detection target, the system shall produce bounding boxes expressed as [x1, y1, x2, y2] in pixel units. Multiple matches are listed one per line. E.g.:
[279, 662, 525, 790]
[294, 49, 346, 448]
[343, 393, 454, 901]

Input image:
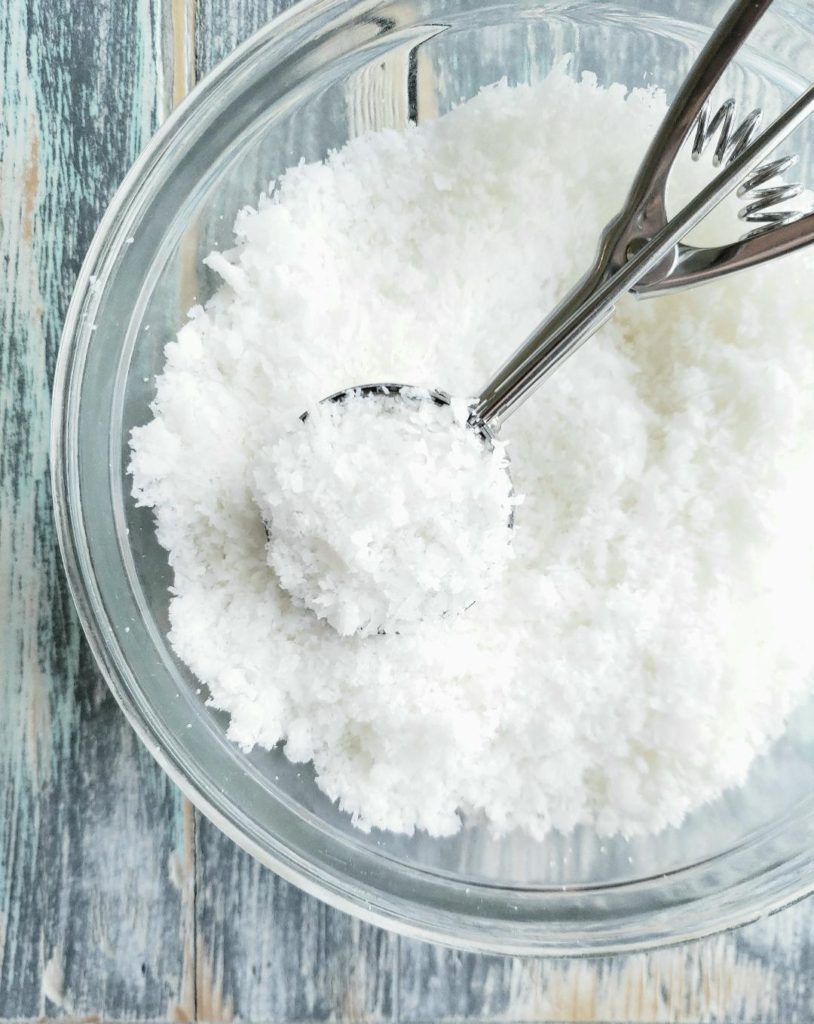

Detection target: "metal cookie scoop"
[315, 0, 814, 446]
[264, 0, 814, 637]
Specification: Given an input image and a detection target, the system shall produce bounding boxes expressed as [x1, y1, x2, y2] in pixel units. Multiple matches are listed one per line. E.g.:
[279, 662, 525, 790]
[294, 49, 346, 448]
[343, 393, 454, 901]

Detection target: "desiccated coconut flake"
[252, 389, 514, 636]
[129, 69, 814, 839]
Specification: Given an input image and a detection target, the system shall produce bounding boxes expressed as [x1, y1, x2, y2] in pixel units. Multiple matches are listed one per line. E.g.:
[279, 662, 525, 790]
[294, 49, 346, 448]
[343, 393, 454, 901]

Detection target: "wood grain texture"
[397, 928, 814, 1022]
[195, 0, 280, 74]
[193, 817, 396, 1022]
[2, 0, 814, 1020]
[0, 0, 191, 1017]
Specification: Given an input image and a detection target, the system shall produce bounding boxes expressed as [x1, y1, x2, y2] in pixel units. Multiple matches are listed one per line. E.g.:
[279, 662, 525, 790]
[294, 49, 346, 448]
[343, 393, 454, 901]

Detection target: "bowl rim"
[51, 0, 814, 956]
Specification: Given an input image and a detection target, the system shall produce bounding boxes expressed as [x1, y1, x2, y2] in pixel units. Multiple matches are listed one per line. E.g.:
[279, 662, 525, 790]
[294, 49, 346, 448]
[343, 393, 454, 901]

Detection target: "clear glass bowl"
[52, 0, 814, 955]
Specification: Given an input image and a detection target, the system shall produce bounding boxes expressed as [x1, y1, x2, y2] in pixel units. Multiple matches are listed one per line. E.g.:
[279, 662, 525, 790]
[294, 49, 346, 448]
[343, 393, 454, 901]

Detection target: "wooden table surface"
[2, 0, 814, 1019]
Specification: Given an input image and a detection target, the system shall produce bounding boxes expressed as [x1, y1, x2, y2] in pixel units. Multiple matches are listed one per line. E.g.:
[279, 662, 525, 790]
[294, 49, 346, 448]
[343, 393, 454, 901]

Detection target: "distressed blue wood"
[0, 0, 192, 1017]
[195, 0, 278, 73]
[193, 816, 396, 1021]
[2, 0, 814, 1019]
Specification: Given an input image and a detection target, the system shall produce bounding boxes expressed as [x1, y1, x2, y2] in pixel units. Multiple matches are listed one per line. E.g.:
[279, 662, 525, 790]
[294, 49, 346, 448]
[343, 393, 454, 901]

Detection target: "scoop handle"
[472, 82, 814, 429]
[472, 0, 781, 428]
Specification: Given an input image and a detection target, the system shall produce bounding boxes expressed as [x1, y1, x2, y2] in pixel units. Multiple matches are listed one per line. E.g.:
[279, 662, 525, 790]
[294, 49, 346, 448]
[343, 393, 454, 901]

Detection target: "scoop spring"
[692, 98, 808, 237]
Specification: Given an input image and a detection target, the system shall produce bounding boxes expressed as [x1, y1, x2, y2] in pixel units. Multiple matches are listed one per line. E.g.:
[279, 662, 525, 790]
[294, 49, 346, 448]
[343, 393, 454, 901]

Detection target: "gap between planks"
[171, 0, 197, 111]
[166, 1, 199, 1020]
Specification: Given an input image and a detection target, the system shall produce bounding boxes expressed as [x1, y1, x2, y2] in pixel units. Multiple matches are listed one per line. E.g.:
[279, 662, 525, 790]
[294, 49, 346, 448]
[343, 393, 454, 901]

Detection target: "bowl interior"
[61, 0, 814, 951]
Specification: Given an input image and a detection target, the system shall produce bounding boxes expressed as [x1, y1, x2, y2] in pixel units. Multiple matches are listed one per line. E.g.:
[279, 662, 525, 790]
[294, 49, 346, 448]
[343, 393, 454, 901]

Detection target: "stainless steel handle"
[473, 83, 814, 429]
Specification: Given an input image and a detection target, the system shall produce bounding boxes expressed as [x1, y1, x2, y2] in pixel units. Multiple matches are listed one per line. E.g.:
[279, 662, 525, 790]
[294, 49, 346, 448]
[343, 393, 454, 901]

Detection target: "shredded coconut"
[252, 388, 514, 636]
[129, 69, 814, 839]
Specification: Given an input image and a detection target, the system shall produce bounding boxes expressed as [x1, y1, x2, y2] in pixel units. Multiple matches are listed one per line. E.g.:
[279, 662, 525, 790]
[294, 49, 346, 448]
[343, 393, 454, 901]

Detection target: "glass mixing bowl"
[52, 0, 814, 955]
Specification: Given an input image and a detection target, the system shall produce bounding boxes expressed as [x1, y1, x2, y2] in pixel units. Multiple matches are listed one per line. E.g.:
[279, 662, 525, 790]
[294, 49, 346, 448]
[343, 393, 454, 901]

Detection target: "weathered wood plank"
[398, 921, 814, 1022]
[193, 816, 396, 1022]
[0, 0, 193, 1017]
